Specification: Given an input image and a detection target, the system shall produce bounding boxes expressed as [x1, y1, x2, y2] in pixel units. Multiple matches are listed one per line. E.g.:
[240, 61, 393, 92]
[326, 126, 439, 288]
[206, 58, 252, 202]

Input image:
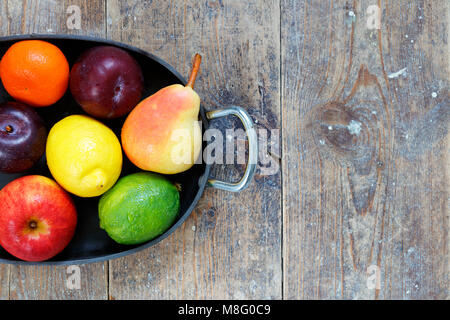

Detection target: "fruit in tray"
[46, 115, 122, 197]
[0, 40, 69, 107]
[70, 46, 144, 119]
[121, 54, 202, 174]
[0, 41, 204, 259]
[0, 175, 77, 262]
[99, 172, 180, 245]
[0, 101, 47, 173]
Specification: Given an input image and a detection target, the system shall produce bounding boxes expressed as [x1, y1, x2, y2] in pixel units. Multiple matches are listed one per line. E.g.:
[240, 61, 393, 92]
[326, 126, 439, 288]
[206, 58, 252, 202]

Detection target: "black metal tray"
[0, 34, 257, 265]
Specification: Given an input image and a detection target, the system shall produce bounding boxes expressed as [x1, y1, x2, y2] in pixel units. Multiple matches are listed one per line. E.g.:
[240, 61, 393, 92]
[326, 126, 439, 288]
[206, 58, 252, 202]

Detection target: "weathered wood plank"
[1, 0, 445, 301]
[282, 0, 448, 299]
[9, 264, 108, 299]
[0, 0, 108, 300]
[107, 0, 282, 299]
[0, 0, 106, 36]
[0, 265, 9, 299]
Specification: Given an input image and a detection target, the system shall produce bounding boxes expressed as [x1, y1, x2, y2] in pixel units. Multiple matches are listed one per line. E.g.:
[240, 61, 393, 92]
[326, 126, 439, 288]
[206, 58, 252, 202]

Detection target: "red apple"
[0, 175, 77, 261]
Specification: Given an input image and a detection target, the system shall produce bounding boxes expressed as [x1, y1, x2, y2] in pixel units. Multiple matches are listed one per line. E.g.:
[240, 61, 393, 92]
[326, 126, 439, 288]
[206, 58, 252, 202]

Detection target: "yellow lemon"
[46, 115, 122, 197]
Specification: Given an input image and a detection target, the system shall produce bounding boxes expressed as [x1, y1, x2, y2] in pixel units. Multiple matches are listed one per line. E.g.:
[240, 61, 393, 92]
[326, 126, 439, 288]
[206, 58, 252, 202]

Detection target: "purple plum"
[70, 46, 144, 119]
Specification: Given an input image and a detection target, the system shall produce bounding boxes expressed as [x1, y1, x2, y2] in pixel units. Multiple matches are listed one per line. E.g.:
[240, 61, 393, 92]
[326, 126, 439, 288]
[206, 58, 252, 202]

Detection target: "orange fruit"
[0, 40, 69, 107]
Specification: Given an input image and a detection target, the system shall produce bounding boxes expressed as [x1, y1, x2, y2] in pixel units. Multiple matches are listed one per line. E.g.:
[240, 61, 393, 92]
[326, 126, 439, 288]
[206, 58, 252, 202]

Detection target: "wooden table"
[0, 0, 448, 300]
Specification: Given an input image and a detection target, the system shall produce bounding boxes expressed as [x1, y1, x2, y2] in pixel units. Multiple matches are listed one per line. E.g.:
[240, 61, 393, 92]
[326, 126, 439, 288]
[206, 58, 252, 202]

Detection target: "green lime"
[98, 172, 180, 245]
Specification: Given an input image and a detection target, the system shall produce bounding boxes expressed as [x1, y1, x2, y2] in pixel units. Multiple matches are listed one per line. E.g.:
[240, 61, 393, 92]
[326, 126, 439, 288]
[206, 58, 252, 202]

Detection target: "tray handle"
[205, 106, 258, 192]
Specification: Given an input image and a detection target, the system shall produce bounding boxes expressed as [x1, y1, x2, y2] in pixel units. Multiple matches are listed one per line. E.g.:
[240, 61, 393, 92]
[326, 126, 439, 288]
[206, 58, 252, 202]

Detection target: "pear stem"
[186, 53, 202, 89]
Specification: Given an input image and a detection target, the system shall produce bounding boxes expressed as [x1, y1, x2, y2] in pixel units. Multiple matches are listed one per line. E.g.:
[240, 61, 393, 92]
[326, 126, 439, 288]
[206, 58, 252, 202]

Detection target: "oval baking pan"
[0, 34, 257, 265]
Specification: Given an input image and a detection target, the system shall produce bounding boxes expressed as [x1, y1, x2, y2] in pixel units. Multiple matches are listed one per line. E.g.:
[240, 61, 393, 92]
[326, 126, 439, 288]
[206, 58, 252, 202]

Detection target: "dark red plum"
[70, 46, 144, 119]
[0, 102, 47, 173]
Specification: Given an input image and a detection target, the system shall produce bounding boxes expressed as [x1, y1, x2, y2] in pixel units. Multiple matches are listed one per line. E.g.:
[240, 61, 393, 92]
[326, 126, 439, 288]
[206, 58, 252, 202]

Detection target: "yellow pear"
[122, 54, 203, 174]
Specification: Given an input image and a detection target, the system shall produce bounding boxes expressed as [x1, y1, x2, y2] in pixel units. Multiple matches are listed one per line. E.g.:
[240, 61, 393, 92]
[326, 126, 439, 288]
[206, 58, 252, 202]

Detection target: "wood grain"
[0, 0, 447, 300]
[9, 265, 107, 299]
[0, 265, 9, 299]
[0, 0, 106, 36]
[106, 0, 282, 299]
[281, 0, 448, 299]
[0, 0, 108, 300]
